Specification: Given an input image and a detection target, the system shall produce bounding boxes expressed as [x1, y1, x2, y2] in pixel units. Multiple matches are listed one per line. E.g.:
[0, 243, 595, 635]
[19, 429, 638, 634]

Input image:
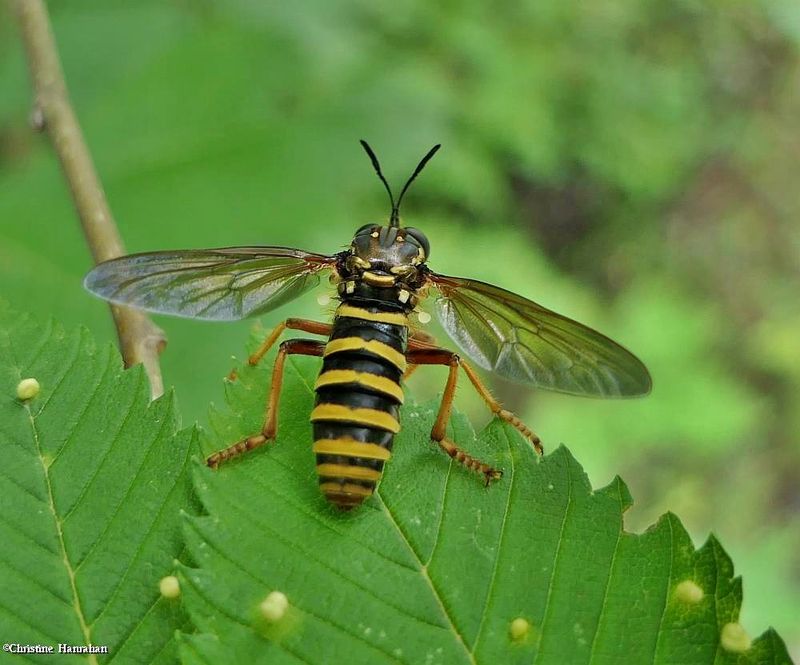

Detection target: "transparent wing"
[84, 246, 336, 321]
[427, 273, 652, 397]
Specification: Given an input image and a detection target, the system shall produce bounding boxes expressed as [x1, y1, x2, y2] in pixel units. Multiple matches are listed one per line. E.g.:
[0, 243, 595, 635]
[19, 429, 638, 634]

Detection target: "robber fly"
[84, 141, 651, 509]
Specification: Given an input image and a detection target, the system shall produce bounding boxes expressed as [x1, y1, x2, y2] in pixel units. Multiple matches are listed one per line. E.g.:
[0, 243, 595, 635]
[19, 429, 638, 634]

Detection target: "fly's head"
[343, 223, 429, 290]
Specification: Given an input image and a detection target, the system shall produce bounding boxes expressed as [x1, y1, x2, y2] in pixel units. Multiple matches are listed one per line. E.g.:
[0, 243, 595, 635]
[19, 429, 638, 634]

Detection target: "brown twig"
[14, 0, 166, 398]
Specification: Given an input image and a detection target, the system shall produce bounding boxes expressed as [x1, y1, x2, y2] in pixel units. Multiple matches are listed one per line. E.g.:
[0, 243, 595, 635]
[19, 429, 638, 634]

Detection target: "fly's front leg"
[208, 339, 325, 469]
[248, 318, 332, 366]
[409, 328, 437, 347]
[406, 348, 503, 485]
[403, 329, 438, 381]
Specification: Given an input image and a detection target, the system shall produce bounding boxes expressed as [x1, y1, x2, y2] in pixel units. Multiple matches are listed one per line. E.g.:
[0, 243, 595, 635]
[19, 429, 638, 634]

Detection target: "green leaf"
[179, 344, 792, 665]
[0, 307, 195, 663]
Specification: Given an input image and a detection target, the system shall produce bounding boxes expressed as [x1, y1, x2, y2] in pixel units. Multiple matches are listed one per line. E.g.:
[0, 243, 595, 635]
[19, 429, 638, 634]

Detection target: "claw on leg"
[436, 437, 503, 485]
[207, 434, 270, 469]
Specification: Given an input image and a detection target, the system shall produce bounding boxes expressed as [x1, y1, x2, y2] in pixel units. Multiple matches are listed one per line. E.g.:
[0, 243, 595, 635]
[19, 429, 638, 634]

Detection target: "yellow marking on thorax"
[313, 438, 392, 460]
[336, 304, 408, 326]
[320, 482, 373, 498]
[315, 370, 404, 403]
[323, 337, 407, 371]
[310, 404, 400, 433]
[362, 271, 396, 287]
[316, 463, 382, 481]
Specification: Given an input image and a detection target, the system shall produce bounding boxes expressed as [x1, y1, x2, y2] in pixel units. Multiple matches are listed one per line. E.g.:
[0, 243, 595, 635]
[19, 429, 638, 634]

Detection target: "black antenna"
[359, 140, 396, 220]
[393, 144, 441, 227]
[360, 140, 442, 227]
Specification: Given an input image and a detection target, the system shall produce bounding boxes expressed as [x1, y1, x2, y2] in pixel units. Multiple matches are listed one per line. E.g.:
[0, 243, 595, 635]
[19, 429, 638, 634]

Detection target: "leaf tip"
[596, 475, 634, 511]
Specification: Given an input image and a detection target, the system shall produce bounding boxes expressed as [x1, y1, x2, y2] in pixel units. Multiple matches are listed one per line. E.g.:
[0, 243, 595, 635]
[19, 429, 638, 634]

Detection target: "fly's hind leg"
[406, 348, 504, 485]
[208, 339, 325, 469]
[457, 359, 543, 455]
[407, 335, 542, 455]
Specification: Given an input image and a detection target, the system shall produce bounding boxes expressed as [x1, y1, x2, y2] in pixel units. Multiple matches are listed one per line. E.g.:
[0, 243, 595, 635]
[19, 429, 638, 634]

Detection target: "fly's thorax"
[336, 279, 421, 311]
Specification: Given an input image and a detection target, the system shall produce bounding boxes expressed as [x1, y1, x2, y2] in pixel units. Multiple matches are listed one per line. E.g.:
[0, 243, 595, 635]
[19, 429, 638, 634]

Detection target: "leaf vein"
[238, 454, 418, 574]
[0, 464, 49, 509]
[422, 425, 454, 568]
[179, 568, 311, 665]
[184, 522, 398, 664]
[533, 453, 574, 664]
[586, 481, 625, 663]
[61, 368, 144, 522]
[652, 515, 676, 662]
[47, 352, 116, 469]
[30, 328, 85, 420]
[87, 426, 192, 628]
[0, 548, 74, 609]
[0, 508, 59, 560]
[23, 402, 96, 663]
[0, 600, 64, 648]
[75, 401, 173, 571]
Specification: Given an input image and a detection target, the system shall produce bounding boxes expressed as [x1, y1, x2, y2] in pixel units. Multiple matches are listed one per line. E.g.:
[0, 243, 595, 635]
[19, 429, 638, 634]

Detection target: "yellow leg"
[208, 339, 325, 469]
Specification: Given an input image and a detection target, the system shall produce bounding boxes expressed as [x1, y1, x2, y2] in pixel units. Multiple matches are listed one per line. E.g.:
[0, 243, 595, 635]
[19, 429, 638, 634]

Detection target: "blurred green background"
[1, 0, 798, 655]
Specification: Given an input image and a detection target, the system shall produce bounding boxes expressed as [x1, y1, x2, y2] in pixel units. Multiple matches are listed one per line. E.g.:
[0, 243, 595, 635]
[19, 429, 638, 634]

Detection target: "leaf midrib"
[586, 481, 625, 664]
[4, 319, 97, 662]
[25, 400, 98, 665]
[377, 494, 477, 665]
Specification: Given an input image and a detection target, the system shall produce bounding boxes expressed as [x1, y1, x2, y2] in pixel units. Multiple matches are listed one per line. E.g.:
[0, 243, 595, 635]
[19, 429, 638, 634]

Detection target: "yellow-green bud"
[16, 378, 40, 400]
[159, 575, 180, 599]
[260, 591, 289, 622]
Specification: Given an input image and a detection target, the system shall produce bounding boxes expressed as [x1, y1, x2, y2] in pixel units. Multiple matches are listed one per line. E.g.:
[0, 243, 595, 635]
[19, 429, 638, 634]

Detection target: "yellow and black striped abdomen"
[312, 304, 408, 509]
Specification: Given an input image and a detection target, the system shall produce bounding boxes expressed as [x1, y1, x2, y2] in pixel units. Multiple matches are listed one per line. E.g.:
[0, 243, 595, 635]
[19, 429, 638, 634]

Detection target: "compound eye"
[403, 227, 430, 259]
